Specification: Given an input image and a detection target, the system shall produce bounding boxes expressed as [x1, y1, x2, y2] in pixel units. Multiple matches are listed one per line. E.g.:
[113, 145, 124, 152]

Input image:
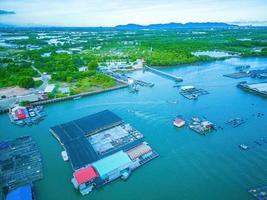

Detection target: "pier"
[145, 65, 183, 82]
[237, 82, 267, 98]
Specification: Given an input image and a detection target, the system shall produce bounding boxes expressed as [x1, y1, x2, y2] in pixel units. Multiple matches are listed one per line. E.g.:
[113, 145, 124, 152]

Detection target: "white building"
[44, 84, 55, 93]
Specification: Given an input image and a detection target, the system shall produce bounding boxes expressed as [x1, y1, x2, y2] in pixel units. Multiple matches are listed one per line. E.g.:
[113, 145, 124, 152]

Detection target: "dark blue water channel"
[1, 57, 267, 200]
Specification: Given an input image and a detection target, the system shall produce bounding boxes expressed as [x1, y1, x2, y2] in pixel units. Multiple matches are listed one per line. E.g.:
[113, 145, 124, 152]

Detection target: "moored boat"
[61, 151, 69, 161]
[239, 144, 249, 150]
[173, 117, 185, 128]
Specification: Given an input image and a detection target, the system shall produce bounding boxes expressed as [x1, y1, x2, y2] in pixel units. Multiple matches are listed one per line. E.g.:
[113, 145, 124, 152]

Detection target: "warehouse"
[92, 151, 132, 181]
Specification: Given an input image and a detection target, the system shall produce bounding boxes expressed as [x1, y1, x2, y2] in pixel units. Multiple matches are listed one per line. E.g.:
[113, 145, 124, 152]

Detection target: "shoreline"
[153, 55, 267, 69]
[0, 83, 128, 114]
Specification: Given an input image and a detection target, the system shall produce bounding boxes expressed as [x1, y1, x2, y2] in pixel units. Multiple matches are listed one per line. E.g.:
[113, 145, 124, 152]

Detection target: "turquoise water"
[1, 57, 267, 200]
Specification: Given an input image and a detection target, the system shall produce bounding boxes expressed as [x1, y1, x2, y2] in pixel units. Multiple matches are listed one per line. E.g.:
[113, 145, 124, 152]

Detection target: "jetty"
[237, 81, 267, 98]
[145, 65, 183, 82]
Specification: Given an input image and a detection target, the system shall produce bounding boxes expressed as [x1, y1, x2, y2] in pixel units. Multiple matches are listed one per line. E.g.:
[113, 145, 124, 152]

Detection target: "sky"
[0, 0, 267, 27]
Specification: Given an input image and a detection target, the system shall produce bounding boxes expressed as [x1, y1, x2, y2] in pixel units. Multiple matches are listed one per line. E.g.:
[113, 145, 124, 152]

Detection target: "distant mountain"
[0, 10, 16, 15]
[115, 22, 238, 30]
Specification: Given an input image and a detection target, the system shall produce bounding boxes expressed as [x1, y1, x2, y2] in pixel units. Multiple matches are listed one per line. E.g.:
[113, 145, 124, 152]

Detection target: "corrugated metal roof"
[126, 143, 152, 160]
[6, 185, 32, 200]
[73, 166, 98, 185]
[50, 110, 123, 143]
[92, 151, 131, 177]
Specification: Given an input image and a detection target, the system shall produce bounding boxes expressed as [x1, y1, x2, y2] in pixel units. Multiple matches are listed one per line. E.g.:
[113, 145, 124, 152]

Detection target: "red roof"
[175, 118, 185, 124]
[15, 109, 26, 120]
[73, 166, 98, 185]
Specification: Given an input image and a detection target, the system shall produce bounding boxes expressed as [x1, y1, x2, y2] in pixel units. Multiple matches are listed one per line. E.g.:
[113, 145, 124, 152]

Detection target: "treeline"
[0, 60, 38, 88]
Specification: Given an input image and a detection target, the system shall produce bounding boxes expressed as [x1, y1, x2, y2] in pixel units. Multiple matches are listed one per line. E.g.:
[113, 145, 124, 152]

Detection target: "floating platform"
[0, 136, 43, 193]
[50, 110, 158, 195]
[180, 87, 209, 100]
[225, 118, 245, 128]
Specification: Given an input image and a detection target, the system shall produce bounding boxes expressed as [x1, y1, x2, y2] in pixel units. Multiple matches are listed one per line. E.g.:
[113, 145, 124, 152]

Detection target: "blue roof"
[6, 185, 32, 200]
[92, 151, 132, 177]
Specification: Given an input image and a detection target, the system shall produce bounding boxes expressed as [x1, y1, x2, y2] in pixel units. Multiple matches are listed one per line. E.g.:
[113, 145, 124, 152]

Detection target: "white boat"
[239, 144, 249, 150]
[73, 96, 82, 100]
[61, 151, 68, 161]
[173, 118, 185, 128]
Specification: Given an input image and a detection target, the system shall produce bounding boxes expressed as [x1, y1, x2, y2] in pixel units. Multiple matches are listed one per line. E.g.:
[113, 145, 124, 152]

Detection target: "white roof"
[181, 86, 195, 91]
[249, 83, 267, 92]
[44, 84, 55, 93]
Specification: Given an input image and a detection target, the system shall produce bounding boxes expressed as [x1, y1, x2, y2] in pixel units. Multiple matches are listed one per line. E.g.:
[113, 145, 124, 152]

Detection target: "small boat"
[173, 117, 185, 128]
[121, 170, 131, 180]
[239, 144, 249, 150]
[166, 100, 178, 104]
[61, 151, 68, 161]
[73, 96, 82, 100]
[192, 117, 201, 122]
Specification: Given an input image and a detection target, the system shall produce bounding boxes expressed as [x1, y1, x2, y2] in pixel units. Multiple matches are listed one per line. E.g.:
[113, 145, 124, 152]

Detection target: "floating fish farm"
[179, 86, 209, 100]
[189, 117, 216, 135]
[0, 136, 43, 195]
[50, 110, 158, 195]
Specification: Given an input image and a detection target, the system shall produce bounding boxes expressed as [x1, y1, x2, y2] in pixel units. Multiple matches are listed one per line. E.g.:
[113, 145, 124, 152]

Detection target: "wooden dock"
[145, 65, 183, 82]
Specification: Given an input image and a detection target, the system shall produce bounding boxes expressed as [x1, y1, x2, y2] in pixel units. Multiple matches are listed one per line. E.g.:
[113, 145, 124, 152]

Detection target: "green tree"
[88, 61, 98, 70]
[18, 76, 35, 88]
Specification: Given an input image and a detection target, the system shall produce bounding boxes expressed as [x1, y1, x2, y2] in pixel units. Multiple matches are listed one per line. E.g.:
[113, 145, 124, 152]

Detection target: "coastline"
[152, 55, 267, 69]
[0, 83, 128, 114]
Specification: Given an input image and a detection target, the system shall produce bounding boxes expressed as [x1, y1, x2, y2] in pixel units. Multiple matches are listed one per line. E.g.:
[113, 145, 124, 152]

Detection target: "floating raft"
[0, 136, 43, 193]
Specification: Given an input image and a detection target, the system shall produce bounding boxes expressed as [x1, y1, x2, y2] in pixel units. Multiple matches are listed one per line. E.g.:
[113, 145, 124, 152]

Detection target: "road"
[31, 65, 49, 92]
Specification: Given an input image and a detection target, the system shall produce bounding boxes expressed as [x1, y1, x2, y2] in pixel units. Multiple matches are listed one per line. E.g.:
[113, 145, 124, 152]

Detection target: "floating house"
[173, 117, 186, 128]
[71, 166, 99, 195]
[50, 110, 158, 195]
[180, 85, 195, 91]
[92, 151, 132, 181]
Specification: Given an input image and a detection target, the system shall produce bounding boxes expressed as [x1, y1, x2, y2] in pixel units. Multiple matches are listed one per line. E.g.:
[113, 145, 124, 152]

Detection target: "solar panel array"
[50, 110, 124, 170]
